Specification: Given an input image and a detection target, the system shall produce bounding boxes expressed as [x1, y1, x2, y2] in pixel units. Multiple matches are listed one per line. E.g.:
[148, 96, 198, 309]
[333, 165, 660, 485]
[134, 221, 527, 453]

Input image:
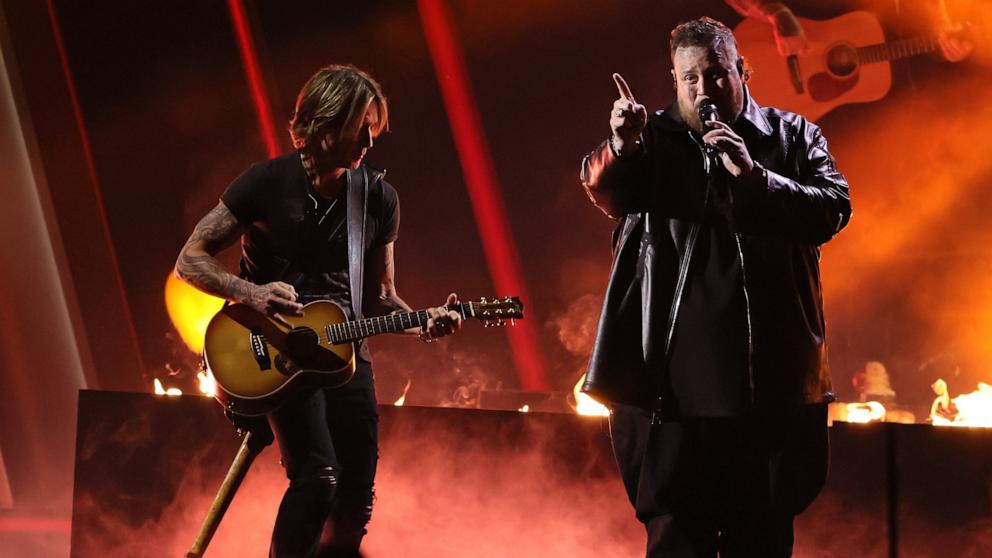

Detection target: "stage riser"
[70, 391, 992, 557]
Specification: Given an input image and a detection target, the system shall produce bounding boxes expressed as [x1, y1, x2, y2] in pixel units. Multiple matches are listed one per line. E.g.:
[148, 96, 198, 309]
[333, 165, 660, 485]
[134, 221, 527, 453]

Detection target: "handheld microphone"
[697, 99, 720, 131]
[697, 100, 720, 160]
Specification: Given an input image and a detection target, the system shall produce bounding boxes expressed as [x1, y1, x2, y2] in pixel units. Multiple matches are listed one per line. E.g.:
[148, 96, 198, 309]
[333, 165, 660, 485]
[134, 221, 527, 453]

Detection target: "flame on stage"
[394, 378, 412, 406]
[931, 381, 992, 428]
[197, 369, 217, 397]
[153, 378, 182, 397]
[844, 401, 887, 423]
[572, 373, 610, 417]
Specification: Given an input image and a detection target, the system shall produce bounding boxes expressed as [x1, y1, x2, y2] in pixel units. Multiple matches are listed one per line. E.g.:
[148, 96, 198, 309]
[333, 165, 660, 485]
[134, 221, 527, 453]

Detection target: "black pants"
[609, 404, 829, 558]
[267, 361, 378, 558]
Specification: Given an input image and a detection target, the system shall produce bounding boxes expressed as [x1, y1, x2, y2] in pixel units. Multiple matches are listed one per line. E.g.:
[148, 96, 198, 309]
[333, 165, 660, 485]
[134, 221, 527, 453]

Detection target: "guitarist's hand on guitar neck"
[245, 281, 304, 325]
[420, 292, 464, 343]
[935, 0, 973, 63]
[768, 5, 808, 57]
[726, 1, 808, 56]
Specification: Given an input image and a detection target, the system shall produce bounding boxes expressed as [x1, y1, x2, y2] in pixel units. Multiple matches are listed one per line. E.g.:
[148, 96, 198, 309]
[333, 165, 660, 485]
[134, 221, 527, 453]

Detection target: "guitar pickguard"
[273, 353, 300, 376]
[808, 71, 860, 102]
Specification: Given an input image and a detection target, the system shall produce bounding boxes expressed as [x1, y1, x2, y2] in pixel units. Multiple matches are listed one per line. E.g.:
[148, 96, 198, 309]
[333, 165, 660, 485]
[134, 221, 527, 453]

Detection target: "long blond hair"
[289, 64, 389, 149]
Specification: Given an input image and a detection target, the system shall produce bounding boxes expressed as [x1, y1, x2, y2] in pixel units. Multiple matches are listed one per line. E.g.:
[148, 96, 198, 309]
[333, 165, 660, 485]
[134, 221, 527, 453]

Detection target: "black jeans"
[267, 361, 378, 558]
[609, 404, 829, 558]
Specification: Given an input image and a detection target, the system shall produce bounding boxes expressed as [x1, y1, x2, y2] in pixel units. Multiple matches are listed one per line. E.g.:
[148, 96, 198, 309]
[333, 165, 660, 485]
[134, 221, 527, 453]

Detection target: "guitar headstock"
[463, 296, 524, 328]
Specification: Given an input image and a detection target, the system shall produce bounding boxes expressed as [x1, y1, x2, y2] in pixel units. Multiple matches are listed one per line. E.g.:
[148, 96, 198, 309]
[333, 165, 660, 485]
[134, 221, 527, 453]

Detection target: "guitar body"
[202, 295, 523, 416]
[204, 300, 356, 416]
[736, 11, 891, 121]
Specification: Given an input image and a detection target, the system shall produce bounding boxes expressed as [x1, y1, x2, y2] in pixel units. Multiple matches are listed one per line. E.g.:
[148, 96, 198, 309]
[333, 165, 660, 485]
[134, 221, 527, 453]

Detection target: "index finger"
[613, 73, 637, 104]
[273, 285, 297, 301]
[274, 282, 298, 298]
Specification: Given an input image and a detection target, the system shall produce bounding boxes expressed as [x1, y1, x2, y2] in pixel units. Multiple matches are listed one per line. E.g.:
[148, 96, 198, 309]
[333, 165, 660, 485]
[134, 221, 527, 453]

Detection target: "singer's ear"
[737, 57, 750, 82]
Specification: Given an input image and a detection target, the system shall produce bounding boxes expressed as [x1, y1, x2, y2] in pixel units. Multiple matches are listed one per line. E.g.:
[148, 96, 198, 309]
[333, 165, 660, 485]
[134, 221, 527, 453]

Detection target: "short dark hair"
[669, 17, 738, 59]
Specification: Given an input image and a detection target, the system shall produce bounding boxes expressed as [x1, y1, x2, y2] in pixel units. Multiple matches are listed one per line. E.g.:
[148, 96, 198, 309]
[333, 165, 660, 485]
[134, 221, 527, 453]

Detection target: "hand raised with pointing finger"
[610, 73, 648, 155]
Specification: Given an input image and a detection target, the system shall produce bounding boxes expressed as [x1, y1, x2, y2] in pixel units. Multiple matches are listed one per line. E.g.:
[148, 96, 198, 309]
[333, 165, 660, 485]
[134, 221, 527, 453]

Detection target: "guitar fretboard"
[324, 304, 468, 344]
[858, 36, 938, 64]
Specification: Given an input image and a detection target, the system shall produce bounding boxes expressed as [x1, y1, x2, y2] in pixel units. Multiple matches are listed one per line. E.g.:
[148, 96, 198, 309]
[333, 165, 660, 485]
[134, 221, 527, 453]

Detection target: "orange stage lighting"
[164, 273, 225, 354]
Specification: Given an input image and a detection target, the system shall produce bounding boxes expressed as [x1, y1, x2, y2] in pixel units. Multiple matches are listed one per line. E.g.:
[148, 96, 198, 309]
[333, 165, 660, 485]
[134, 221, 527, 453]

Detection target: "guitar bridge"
[249, 329, 271, 371]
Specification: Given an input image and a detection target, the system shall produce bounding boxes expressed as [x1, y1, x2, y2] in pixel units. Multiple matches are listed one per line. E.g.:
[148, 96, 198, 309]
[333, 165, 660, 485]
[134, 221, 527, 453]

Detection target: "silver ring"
[615, 109, 624, 117]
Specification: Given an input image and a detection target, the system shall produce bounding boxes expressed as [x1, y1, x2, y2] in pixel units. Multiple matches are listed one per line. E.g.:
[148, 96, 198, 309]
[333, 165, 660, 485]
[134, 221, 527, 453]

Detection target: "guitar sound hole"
[825, 44, 858, 78]
[285, 327, 319, 360]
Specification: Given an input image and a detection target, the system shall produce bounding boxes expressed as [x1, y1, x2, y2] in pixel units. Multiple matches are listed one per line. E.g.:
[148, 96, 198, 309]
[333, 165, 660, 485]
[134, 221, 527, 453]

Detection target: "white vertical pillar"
[0, 8, 87, 509]
[0, 449, 12, 508]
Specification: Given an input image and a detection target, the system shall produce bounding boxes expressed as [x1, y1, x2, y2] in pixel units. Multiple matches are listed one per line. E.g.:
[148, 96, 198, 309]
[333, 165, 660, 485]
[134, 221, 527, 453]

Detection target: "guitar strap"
[345, 166, 369, 321]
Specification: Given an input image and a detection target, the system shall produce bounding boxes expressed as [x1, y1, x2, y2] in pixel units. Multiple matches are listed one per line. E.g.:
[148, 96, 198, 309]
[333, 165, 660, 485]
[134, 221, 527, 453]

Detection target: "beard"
[678, 94, 705, 134]
[676, 86, 745, 134]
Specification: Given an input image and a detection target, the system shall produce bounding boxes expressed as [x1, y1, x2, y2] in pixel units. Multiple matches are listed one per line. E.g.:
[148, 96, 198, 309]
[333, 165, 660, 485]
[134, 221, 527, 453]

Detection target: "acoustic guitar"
[735, 11, 947, 121]
[203, 297, 523, 416]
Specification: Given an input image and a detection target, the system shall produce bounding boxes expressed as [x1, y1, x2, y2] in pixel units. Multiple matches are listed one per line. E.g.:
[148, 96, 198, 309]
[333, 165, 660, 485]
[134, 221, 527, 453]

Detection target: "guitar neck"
[325, 303, 470, 344]
[858, 36, 939, 64]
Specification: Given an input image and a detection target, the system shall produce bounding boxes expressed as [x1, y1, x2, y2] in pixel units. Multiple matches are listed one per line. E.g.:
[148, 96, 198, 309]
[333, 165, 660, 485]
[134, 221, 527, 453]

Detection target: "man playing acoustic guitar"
[176, 64, 462, 557]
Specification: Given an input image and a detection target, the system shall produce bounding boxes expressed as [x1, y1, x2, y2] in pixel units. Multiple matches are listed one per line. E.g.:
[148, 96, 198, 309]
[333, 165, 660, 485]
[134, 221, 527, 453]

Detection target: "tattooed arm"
[175, 201, 303, 317]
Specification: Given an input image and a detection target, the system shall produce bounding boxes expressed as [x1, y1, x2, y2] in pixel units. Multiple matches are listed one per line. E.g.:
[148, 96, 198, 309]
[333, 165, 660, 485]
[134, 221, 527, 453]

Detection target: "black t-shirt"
[221, 152, 399, 361]
[667, 170, 749, 416]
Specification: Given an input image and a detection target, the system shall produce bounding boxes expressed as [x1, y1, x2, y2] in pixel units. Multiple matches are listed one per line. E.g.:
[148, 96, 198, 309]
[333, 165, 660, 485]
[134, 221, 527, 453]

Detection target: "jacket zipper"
[669, 131, 755, 402]
[733, 232, 756, 403]
[664, 223, 699, 356]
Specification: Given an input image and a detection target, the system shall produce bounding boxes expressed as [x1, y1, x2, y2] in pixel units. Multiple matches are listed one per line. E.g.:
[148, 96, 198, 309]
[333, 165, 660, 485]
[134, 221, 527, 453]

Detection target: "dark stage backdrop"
[46, 0, 992, 408]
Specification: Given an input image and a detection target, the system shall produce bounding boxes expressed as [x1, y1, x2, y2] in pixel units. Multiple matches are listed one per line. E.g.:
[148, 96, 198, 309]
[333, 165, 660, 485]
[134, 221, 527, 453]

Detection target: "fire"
[572, 373, 610, 417]
[931, 381, 992, 428]
[153, 378, 182, 397]
[393, 378, 412, 406]
[197, 369, 217, 397]
[518, 404, 530, 413]
[844, 401, 886, 423]
[164, 272, 225, 354]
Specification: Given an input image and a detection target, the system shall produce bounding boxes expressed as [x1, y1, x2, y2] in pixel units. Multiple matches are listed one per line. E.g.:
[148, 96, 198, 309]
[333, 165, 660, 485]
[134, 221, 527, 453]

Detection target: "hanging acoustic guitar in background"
[735, 10, 949, 122]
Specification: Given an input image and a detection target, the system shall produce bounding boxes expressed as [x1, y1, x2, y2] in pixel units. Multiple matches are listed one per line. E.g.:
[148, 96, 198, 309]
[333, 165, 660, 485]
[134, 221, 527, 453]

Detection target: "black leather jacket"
[580, 93, 851, 412]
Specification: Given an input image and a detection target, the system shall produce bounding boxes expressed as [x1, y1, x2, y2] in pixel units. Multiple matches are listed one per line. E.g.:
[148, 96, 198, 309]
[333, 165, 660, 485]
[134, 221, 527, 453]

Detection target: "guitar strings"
[254, 309, 435, 348]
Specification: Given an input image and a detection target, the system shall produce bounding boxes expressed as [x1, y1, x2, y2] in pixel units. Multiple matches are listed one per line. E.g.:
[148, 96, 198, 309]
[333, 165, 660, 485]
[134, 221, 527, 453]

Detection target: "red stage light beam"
[226, 0, 280, 158]
[417, 0, 548, 390]
[44, 0, 147, 379]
